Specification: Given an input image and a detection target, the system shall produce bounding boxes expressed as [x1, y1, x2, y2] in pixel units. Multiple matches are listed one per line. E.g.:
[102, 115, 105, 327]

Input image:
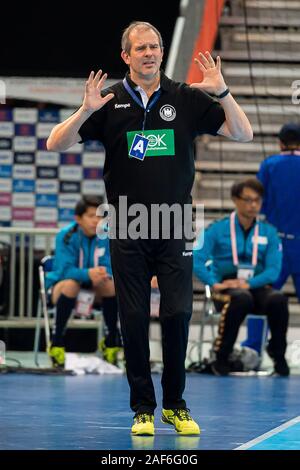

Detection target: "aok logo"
[147, 133, 167, 149]
[127, 129, 175, 157]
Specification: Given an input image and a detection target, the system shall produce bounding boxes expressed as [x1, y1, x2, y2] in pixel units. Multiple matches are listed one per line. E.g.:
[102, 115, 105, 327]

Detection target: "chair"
[198, 285, 220, 362]
[198, 285, 268, 363]
[33, 255, 104, 367]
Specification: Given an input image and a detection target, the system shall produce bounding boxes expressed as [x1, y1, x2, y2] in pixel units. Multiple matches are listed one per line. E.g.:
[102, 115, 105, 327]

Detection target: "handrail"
[0, 227, 58, 318]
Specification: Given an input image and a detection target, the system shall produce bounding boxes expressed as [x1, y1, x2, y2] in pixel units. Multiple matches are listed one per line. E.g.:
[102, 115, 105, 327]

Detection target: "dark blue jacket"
[257, 152, 300, 236]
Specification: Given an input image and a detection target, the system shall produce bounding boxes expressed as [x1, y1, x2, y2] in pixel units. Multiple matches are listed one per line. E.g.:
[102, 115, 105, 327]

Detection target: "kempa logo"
[159, 105, 176, 121]
[182, 251, 193, 257]
[115, 103, 131, 109]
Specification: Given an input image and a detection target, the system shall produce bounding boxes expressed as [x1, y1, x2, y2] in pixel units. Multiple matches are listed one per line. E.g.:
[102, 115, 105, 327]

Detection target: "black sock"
[102, 297, 121, 347]
[52, 294, 76, 347]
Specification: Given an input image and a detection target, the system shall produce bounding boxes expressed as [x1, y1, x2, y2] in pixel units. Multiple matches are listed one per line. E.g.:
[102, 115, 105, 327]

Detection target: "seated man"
[193, 178, 289, 376]
[46, 195, 122, 368]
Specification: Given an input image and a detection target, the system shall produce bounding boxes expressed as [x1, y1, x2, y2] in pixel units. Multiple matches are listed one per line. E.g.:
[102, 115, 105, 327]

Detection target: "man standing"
[47, 21, 252, 435]
[244, 123, 300, 354]
[258, 123, 300, 298]
[194, 179, 289, 377]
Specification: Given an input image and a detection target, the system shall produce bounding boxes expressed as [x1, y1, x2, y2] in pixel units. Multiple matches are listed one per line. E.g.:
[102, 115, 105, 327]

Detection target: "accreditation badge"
[237, 264, 255, 281]
[128, 133, 149, 161]
[75, 289, 95, 318]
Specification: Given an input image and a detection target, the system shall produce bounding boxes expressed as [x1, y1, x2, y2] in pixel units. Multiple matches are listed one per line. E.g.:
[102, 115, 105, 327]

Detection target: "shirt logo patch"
[127, 129, 175, 157]
[159, 105, 176, 122]
[252, 235, 268, 245]
[115, 103, 131, 109]
[182, 251, 193, 256]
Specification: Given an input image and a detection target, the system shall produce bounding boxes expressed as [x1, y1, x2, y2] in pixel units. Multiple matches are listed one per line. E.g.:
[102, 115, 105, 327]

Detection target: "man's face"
[75, 206, 101, 237]
[233, 187, 262, 220]
[121, 28, 163, 79]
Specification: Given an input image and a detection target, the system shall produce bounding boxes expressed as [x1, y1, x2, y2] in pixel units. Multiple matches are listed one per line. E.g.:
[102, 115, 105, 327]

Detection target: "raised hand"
[82, 70, 114, 113]
[190, 51, 227, 96]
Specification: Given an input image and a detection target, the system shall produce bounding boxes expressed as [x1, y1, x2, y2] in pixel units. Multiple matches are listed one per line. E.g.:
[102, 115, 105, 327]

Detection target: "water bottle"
[0, 340, 5, 365]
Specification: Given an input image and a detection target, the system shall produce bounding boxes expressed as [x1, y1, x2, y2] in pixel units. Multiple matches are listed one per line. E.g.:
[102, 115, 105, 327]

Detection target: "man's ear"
[121, 50, 130, 65]
[75, 215, 81, 225]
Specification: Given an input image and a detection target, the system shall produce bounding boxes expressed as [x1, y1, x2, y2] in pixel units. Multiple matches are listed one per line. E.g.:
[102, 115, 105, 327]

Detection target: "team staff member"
[46, 196, 122, 368]
[47, 21, 252, 436]
[194, 179, 289, 376]
[258, 122, 300, 298]
[244, 123, 300, 352]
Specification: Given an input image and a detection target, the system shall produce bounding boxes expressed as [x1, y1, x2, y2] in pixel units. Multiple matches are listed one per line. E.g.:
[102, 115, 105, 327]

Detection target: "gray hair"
[121, 21, 163, 54]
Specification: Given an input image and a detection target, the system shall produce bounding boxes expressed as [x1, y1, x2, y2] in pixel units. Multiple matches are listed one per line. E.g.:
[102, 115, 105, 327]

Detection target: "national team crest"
[159, 105, 176, 122]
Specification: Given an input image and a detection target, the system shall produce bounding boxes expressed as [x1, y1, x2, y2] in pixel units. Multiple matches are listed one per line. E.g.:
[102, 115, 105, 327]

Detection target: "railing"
[0, 227, 58, 319]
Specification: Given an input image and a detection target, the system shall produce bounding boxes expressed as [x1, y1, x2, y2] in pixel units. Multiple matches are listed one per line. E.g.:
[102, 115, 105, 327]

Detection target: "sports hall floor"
[1, 363, 300, 451]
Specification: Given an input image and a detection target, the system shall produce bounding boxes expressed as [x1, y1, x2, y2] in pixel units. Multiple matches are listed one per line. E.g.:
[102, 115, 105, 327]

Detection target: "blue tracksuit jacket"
[45, 222, 112, 290]
[193, 215, 282, 289]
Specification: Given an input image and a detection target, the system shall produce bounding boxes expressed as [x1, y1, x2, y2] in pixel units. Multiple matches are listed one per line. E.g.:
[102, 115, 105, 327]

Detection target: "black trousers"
[212, 287, 289, 360]
[110, 237, 193, 414]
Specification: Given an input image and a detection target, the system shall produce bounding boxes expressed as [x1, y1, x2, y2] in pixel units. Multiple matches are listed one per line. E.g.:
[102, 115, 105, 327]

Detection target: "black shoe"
[211, 359, 231, 376]
[273, 357, 290, 377]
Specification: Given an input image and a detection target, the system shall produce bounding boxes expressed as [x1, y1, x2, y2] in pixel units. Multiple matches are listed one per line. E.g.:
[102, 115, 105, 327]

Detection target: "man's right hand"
[89, 266, 109, 286]
[82, 70, 115, 113]
[212, 283, 228, 291]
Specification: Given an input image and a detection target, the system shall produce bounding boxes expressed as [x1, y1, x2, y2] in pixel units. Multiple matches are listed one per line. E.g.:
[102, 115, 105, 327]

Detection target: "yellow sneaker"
[161, 408, 200, 435]
[47, 344, 65, 369]
[131, 413, 155, 436]
[98, 337, 122, 366]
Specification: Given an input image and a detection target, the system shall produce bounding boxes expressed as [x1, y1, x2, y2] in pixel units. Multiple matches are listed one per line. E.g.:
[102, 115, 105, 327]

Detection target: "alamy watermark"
[291, 80, 300, 105]
[0, 80, 6, 104]
[96, 196, 205, 250]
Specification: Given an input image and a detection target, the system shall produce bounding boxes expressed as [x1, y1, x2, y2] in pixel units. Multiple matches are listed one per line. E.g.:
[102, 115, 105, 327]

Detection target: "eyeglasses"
[238, 196, 262, 204]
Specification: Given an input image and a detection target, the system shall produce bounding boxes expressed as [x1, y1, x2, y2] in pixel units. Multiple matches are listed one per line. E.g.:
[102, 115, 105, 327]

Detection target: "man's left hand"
[222, 279, 250, 290]
[190, 51, 227, 96]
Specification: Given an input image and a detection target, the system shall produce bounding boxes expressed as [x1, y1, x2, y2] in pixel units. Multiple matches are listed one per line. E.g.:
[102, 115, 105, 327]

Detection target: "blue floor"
[0, 373, 299, 450]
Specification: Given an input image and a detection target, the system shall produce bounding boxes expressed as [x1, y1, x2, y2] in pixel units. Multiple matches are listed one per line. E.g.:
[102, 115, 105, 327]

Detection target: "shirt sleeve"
[54, 232, 90, 283]
[97, 238, 113, 277]
[193, 224, 219, 286]
[257, 160, 269, 216]
[248, 227, 282, 289]
[188, 87, 226, 136]
[78, 108, 106, 143]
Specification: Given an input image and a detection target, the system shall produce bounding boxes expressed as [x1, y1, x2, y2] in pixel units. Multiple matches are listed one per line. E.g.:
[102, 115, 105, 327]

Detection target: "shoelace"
[135, 413, 152, 424]
[174, 408, 192, 422]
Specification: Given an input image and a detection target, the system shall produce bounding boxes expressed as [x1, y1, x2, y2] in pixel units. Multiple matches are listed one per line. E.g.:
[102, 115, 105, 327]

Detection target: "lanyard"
[79, 237, 100, 268]
[122, 77, 161, 131]
[230, 211, 259, 267]
[79, 247, 99, 268]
